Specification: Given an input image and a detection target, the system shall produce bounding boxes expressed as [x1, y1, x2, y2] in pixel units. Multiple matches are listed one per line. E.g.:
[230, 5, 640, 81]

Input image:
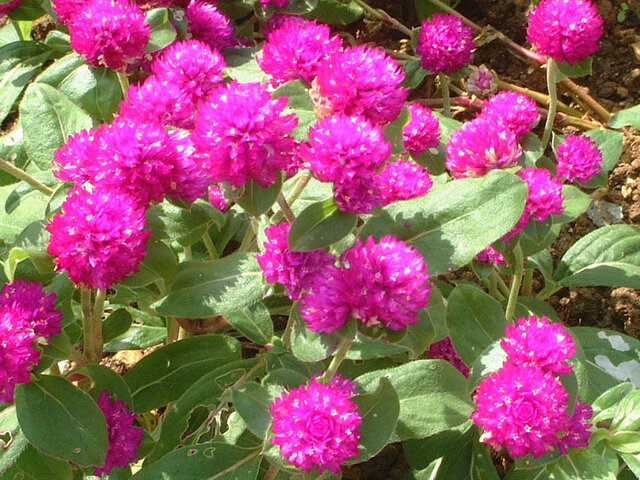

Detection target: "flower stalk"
[505, 242, 524, 322]
[81, 288, 106, 364]
[0, 159, 54, 196]
[541, 58, 558, 149]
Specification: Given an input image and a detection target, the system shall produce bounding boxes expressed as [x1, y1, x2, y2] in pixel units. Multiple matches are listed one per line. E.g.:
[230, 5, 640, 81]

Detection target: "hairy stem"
[505, 243, 524, 322]
[321, 336, 355, 382]
[0, 159, 54, 196]
[541, 58, 558, 149]
[277, 193, 296, 224]
[202, 231, 218, 259]
[439, 73, 451, 117]
[522, 268, 534, 296]
[82, 289, 105, 364]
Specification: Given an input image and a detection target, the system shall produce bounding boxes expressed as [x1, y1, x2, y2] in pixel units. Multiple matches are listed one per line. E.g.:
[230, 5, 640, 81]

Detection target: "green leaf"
[346, 333, 407, 361]
[611, 389, 640, 432]
[145, 8, 177, 53]
[514, 296, 560, 322]
[120, 240, 177, 288]
[583, 129, 624, 188]
[290, 306, 341, 361]
[20, 83, 92, 170]
[546, 447, 617, 479]
[280, 0, 318, 14]
[289, 197, 357, 251]
[610, 104, 640, 129]
[356, 360, 474, 441]
[471, 442, 500, 480]
[519, 218, 560, 258]
[1, 444, 72, 480]
[124, 334, 241, 412]
[555, 57, 593, 81]
[402, 60, 428, 89]
[0, 406, 28, 475]
[104, 324, 166, 352]
[402, 423, 472, 470]
[272, 79, 317, 141]
[0, 41, 53, 124]
[3, 247, 28, 282]
[8, 0, 45, 21]
[446, 284, 506, 367]
[414, 0, 456, 19]
[521, 133, 544, 166]
[14, 220, 53, 274]
[225, 46, 268, 84]
[15, 375, 108, 466]
[232, 383, 274, 438]
[153, 252, 267, 318]
[620, 453, 640, 478]
[70, 364, 134, 406]
[237, 178, 282, 217]
[147, 200, 223, 247]
[555, 225, 640, 288]
[555, 184, 591, 224]
[305, 0, 362, 24]
[385, 106, 410, 154]
[225, 301, 274, 345]
[350, 377, 399, 463]
[592, 382, 635, 423]
[608, 431, 640, 454]
[361, 169, 527, 275]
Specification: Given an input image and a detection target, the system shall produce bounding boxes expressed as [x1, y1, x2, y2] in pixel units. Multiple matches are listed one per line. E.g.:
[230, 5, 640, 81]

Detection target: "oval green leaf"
[289, 197, 357, 252]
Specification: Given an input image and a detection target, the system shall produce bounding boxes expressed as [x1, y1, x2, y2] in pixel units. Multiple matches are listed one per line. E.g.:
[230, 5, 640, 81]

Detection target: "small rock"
[630, 202, 640, 223]
[617, 86, 630, 98]
[588, 200, 623, 226]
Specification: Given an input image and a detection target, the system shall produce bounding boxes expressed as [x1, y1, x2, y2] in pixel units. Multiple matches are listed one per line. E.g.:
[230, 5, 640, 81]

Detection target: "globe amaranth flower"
[52, 0, 89, 24]
[258, 17, 342, 86]
[375, 160, 433, 205]
[69, 0, 150, 71]
[0, 280, 62, 340]
[53, 128, 99, 184]
[192, 81, 298, 188]
[527, 0, 603, 65]
[0, 308, 39, 403]
[270, 374, 361, 474]
[427, 337, 470, 378]
[472, 362, 570, 458]
[555, 134, 603, 183]
[299, 265, 350, 334]
[47, 186, 151, 290]
[341, 235, 431, 331]
[402, 103, 441, 156]
[186, 0, 235, 51]
[479, 91, 540, 141]
[0, 0, 22, 17]
[94, 391, 143, 476]
[475, 245, 506, 266]
[416, 13, 475, 74]
[166, 129, 212, 203]
[465, 65, 498, 98]
[208, 184, 228, 212]
[559, 401, 593, 454]
[502, 315, 576, 375]
[257, 222, 336, 300]
[314, 45, 407, 125]
[446, 116, 522, 178]
[333, 175, 383, 214]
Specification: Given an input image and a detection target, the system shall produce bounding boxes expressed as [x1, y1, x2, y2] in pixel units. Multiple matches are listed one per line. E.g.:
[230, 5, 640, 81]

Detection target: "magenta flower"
[68, 0, 150, 71]
[314, 45, 407, 125]
[527, 0, 603, 65]
[208, 184, 228, 212]
[559, 401, 593, 454]
[47, 186, 150, 290]
[270, 374, 361, 474]
[259, 17, 341, 86]
[257, 222, 336, 300]
[333, 175, 383, 214]
[166, 129, 212, 203]
[427, 337, 470, 378]
[502, 315, 576, 375]
[446, 116, 522, 178]
[472, 362, 570, 458]
[53, 128, 99, 184]
[52, 0, 89, 24]
[186, 0, 235, 51]
[403, 103, 441, 156]
[341, 235, 431, 331]
[556, 134, 603, 183]
[416, 13, 475, 74]
[94, 391, 143, 476]
[0, 0, 22, 17]
[465, 65, 498, 98]
[375, 160, 433, 205]
[479, 91, 540, 141]
[299, 266, 350, 334]
[192, 82, 298, 187]
[0, 280, 62, 340]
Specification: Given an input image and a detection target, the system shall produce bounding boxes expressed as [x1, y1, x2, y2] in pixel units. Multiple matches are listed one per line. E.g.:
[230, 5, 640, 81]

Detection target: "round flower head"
[446, 116, 522, 178]
[507, 167, 565, 238]
[527, 0, 603, 65]
[403, 103, 441, 156]
[193, 82, 297, 187]
[302, 114, 391, 183]
[0, 0, 22, 17]
[475, 245, 506, 265]
[94, 391, 143, 476]
[416, 13, 475, 74]
[257, 222, 336, 300]
[54, 128, 99, 184]
[186, 0, 235, 51]
[375, 160, 433, 205]
[427, 337, 470, 378]
[0, 280, 62, 340]
[47, 186, 151, 290]
[502, 315, 576, 375]
[333, 175, 383, 214]
[0, 309, 39, 403]
[479, 91, 540, 141]
[465, 65, 498, 98]
[559, 401, 593, 454]
[314, 45, 407, 125]
[270, 374, 361, 474]
[69, 0, 150, 71]
[52, 0, 89, 24]
[472, 362, 570, 458]
[555, 134, 603, 183]
[341, 235, 431, 331]
[259, 17, 342, 86]
[166, 129, 212, 203]
[299, 266, 350, 334]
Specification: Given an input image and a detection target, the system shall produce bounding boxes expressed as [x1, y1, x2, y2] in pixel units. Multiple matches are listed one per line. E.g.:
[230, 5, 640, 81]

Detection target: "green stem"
[351, 0, 413, 36]
[202, 231, 218, 259]
[238, 222, 257, 252]
[272, 173, 311, 225]
[167, 317, 180, 344]
[439, 73, 451, 117]
[0, 159, 54, 196]
[505, 243, 524, 323]
[183, 245, 193, 261]
[82, 289, 105, 364]
[264, 464, 280, 480]
[491, 271, 511, 299]
[541, 58, 557, 149]
[488, 272, 498, 299]
[276, 192, 296, 224]
[522, 268, 534, 296]
[321, 336, 355, 382]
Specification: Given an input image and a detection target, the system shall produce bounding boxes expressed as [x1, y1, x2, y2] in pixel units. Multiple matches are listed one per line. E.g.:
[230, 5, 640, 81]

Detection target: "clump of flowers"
[186, 0, 235, 51]
[555, 134, 603, 183]
[446, 116, 522, 178]
[313, 45, 407, 125]
[527, 0, 604, 65]
[166, 129, 212, 203]
[259, 17, 342, 86]
[402, 103, 441, 156]
[68, 0, 150, 71]
[0, 280, 62, 339]
[375, 160, 433, 205]
[94, 391, 143, 476]
[416, 13, 475, 74]
[192, 81, 298, 187]
[427, 337, 470, 377]
[47, 186, 151, 290]
[465, 65, 498, 98]
[479, 91, 540, 141]
[270, 374, 361, 474]
[299, 265, 350, 334]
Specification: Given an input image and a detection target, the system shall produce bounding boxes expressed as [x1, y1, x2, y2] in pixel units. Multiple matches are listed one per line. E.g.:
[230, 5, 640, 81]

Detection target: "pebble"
[617, 86, 630, 98]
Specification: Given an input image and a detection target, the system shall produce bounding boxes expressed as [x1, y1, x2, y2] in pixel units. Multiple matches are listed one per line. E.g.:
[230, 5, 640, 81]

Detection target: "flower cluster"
[556, 134, 603, 183]
[375, 160, 433, 206]
[479, 91, 540, 141]
[417, 13, 475, 74]
[186, 0, 235, 51]
[472, 315, 593, 458]
[0, 281, 62, 403]
[270, 374, 361, 474]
